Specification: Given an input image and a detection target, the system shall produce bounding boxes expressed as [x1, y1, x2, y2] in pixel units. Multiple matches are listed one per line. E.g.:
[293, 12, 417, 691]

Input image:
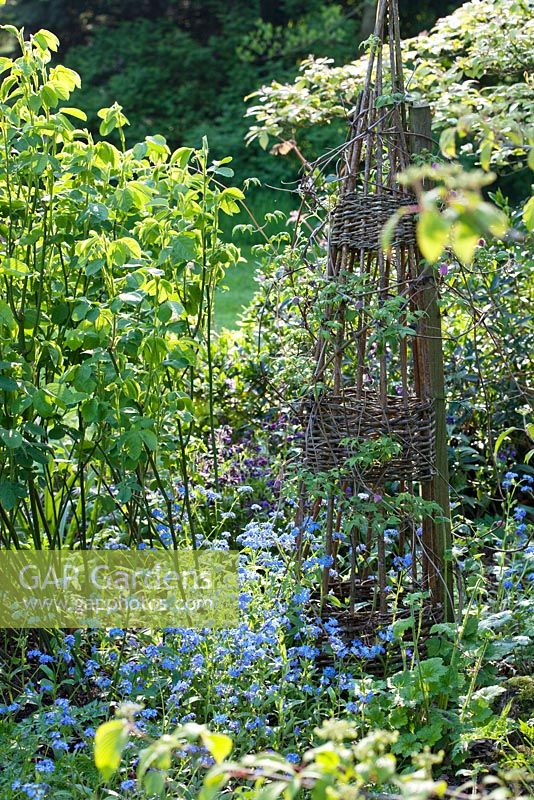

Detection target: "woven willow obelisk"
[299, 0, 453, 620]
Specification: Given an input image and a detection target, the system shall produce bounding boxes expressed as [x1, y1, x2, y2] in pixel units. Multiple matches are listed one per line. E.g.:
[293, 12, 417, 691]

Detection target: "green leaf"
[33, 29, 59, 52]
[0, 427, 23, 449]
[143, 771, 165, 796]
[439, 127, 456, 158]
[259, 132, 269, 150]
[40, 83, 59, 109]
[392, 616, 415, 636]
[95, 141, 120, 168]
[139, 429, 158, 451]
[479, 138, 493, 171]
[1, 258, 29, 278]
[494, 426, 518, 460]
[416, 207, 451, 263]
[118, 291, 146, 304]
[214, 166, 234, 178]
[170, 233, 197, 262]
[0, 376, 17, 391]
[59, 106, 87, 121]
[94, 719, 129, 780]
[124, 431, 143, 462]
[0, 300, 16, 332]
[0, 479, 26, 511]
[451, 219, 479, 264]
[118, 237, 142, 259]
[201, 732, 233, 764]
[170, 147, 193, 168]
[33, 389, 57, 418]
[219, 187, 245, 215]
[522, 195, 534, 231]
[0, 57, 13, 75]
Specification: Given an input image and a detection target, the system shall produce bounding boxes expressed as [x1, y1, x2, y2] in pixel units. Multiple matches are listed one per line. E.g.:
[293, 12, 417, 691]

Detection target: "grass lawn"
[215, 243, 257, 329]
[215, 189, 295, 329]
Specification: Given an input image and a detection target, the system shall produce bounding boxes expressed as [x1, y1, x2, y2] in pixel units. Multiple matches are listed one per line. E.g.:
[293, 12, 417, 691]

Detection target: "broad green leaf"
[0, 376, 17, 391]
[201, 732, 233, 764]
[124, 431, 143, 461]
[33, 389, 57, 418]
[139, 429, 158, 451]
[118, 237, 142, 259]
[33, 29, 59, 52]
[523, 195, 534, 231]
[0, 57, 12, 74]
[118, 291, 145, 304]
[170, 146, 193, 168]
[451, 219, 479, 264]
[0, 427, 23, 449]
[493, 426, 518, 460]
[169, 233, 197, 262]
[143, 772, 165, 795]
[392, 616, 415, 636]
[220, 187, 245, 215]
[95, 141, 120, 168]
[94, 719, 129, 780]
[1, 258, 29, 278]
[0, 300, 16, 332]
[439, 127, 456, 158]
[214, 166, 234, 178]
[59, 106, 87, 121]
[0, 479, 26, 510]
[40, 83, 59, 109]
[416, 207, 451, 263]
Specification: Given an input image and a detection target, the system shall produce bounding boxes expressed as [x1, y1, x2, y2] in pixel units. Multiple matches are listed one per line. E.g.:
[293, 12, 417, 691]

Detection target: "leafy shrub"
[246, 0, 534, 177]
[0, 25, 243, 548]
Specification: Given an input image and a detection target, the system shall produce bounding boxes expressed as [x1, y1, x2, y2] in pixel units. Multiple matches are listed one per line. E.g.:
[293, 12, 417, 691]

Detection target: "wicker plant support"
[303, 391, 435, 483]
[313, 601, 441, 674]
[330, 192, 416, 251]
[294, 0, 453, 627]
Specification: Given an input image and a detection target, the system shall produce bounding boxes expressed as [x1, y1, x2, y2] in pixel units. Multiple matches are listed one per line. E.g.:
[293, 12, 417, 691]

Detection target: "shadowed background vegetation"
[1, 0, 462, 324]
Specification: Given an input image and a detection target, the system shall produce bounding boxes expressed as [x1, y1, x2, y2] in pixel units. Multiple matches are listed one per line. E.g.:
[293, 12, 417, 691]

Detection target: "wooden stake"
[408, 102, 454, 621]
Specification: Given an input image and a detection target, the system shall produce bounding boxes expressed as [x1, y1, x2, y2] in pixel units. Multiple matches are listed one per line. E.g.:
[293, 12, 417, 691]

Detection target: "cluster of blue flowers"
[6, 458, 530, 795]
[11, 782, 49, 799]
[502, 471, 534, 493]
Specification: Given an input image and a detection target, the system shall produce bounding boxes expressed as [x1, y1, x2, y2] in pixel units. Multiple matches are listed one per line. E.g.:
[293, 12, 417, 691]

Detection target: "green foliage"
[0, 26, 243, 547]
[94, 718, 129, 780]
[397, 163, 509, 264]
[63, 20, 222, 151]
[246, 0, 534, 176]
[93, 712, 531, 798]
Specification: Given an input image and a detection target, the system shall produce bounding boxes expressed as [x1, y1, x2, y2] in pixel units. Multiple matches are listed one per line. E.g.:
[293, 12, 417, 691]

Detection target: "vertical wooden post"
[408, 102, 454, 621]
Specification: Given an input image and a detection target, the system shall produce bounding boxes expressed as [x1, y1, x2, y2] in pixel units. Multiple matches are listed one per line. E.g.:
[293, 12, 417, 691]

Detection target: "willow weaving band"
[303, 389, 436, 482]
[330, 192, 416, 251]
